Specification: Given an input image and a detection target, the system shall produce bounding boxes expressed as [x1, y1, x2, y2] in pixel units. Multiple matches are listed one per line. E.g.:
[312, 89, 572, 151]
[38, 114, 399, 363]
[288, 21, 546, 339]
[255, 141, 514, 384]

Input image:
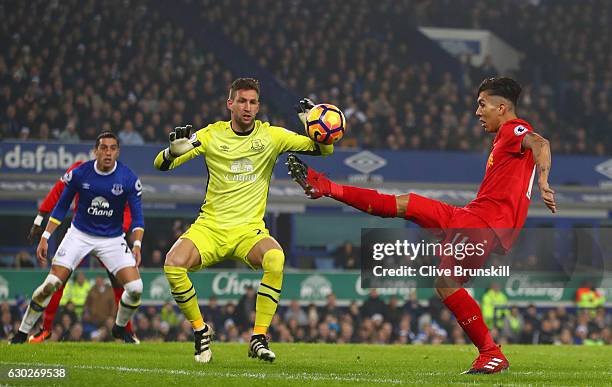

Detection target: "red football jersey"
[39, 161, 133, 233]
[465, 118, 536, 252]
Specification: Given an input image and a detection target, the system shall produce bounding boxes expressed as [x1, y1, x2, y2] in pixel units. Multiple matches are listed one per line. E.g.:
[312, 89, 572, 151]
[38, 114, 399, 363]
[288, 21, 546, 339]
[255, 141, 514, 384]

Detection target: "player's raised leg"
[287, 155, 399, 217]
[164, 238, 213, 363]
[10, 265, 70, 344]
[246, 237, 285, 362]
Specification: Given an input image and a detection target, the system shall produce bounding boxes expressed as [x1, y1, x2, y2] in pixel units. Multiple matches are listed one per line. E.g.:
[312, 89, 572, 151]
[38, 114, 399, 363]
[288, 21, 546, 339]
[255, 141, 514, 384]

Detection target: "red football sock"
[443, 288, 497, 353]
[42, 285, 65, 331]
[329, 184, 397, 218]
[113, 287, 134, 334]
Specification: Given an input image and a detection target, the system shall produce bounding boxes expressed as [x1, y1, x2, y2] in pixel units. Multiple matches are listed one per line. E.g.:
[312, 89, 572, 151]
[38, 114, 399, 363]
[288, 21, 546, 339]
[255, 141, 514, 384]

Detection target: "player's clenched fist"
[165, 124, 201, 159]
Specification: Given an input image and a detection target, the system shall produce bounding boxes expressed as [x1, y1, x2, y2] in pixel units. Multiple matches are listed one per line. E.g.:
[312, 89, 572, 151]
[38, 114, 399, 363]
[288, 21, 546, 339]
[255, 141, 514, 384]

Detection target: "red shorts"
[405, 193, 499, 284]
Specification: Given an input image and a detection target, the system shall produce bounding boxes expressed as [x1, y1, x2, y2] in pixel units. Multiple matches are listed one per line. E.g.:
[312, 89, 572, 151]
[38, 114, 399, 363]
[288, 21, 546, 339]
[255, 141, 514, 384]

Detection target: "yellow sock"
[254, 249, 284, 334]
[164, 265, 204, 330]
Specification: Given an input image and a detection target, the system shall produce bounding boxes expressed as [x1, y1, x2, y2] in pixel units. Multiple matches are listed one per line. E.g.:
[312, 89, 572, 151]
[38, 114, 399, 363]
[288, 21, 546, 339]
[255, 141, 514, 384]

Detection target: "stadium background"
[0, 0, 610, 347]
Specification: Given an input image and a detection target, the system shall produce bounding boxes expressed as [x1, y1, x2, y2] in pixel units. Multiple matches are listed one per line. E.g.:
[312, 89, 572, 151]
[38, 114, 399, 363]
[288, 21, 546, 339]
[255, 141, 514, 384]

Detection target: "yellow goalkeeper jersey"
[154, 120, 333, 228]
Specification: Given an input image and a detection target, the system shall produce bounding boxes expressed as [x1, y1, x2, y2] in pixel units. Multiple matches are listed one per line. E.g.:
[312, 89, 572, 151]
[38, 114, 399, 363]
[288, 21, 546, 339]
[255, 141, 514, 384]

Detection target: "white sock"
[19, 282, 55, 334]
[115, 288, 140, 327]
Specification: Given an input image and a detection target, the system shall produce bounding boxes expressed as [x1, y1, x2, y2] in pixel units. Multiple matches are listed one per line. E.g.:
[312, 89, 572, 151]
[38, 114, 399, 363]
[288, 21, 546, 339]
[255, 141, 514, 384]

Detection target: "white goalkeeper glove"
[296, 98, 316, 126]
[164, 124, 201, 159]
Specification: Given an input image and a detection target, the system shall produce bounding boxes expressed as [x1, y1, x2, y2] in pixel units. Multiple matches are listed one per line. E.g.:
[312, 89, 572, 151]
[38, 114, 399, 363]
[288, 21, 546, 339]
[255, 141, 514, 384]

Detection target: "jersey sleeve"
[39, 161, 84, 213]
[503, 123, 532, 155]
[49, 169, 80, 225]
[126, 174, 144, 231]
[154, 127, 210, 171]
[269, 125, 334, 156]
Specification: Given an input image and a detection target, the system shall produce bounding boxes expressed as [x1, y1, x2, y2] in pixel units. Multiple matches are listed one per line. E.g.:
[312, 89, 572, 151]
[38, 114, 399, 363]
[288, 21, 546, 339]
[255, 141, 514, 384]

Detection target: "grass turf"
[0, 343, 611, 386]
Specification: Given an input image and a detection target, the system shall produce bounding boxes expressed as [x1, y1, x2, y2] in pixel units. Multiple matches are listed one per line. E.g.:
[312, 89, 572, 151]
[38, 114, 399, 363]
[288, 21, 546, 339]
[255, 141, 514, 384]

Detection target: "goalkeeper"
[154, 78, 332, 363]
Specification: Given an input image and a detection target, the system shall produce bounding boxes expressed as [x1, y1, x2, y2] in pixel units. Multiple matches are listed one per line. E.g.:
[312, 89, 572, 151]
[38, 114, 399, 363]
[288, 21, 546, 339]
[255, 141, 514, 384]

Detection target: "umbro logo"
[220, 145, 230, 152]
[344, 151, 387, 174]
[82, 183, 90, 189]
[595, 159, 612, 180]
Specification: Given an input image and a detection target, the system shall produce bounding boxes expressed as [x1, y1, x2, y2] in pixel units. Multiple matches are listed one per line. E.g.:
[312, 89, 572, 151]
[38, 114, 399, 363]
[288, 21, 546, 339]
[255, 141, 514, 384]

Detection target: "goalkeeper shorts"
[181, 223, 271, 271]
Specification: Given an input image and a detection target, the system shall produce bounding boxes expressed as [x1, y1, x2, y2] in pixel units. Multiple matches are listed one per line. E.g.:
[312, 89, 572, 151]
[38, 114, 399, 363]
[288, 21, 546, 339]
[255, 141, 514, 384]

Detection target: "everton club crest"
[111, 183, 124, 196]
[251, 139, 265, 152]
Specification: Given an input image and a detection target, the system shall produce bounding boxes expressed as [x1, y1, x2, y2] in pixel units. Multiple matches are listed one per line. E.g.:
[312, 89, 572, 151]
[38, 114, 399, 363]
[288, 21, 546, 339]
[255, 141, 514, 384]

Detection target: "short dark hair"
[478, 77, 522, 106]
[229, 78, 260, 100]
[95, 131, 119, 148]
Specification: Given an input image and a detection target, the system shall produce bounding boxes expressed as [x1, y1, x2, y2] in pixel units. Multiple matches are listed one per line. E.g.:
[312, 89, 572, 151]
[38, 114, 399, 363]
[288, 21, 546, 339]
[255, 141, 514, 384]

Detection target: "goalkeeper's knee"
[262, 249, 285, 277]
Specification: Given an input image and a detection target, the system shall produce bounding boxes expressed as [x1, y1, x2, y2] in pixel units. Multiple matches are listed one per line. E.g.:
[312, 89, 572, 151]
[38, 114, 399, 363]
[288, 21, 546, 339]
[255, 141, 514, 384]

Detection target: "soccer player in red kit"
[287, 77, 556, 374]
[26, 160, 138, 343]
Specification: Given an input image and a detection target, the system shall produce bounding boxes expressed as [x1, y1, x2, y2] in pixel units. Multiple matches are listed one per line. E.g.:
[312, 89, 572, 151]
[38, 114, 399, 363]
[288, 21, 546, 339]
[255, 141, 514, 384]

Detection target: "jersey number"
[121, 242, 130, 253]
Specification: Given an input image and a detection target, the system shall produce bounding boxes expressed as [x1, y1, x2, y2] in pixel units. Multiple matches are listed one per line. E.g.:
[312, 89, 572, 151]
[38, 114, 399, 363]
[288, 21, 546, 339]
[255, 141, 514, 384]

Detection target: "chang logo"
[299, 274, 332, 300]
[229, 158, 254, 173]
[225, 158, 257, 182]
[149, 275, 171, 299]
[87, 196, 114, 217]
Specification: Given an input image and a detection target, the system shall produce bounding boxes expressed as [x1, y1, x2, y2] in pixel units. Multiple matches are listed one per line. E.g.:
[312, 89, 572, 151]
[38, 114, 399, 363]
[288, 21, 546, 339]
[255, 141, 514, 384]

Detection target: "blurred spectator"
[333, 241, 360, 270]
[83, 276, 116, 327]
[284, 300, 308, 326]
[58, 121, 80, 143]
[576, 281, 606, 309]
[481, 282, 509, 328]
[61, 272, 92, 318]
[236, 285, 256, 330]
[361, 289, 386, 318]
[118, 120, 145, 145]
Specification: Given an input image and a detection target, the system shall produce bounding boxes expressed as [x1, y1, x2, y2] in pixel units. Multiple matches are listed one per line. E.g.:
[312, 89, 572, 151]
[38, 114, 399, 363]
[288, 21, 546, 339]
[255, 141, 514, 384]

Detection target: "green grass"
[0, 343, 611, 386]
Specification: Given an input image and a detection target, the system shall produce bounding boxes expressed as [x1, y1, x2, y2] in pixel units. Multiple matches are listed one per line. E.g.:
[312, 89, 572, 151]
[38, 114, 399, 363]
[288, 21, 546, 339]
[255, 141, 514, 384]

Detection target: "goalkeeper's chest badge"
[251, 139, 266, 152]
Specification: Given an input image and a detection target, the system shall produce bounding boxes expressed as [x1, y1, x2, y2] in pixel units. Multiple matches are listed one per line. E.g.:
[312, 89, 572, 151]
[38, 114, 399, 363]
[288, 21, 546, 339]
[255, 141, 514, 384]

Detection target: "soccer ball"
[305, 104, 346, 145]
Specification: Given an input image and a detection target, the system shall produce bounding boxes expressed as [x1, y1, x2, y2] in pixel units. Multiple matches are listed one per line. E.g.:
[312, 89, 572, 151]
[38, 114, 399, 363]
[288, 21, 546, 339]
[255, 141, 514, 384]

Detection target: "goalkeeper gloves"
[295, 97, 316, 126]
[165, 124, 201, 159]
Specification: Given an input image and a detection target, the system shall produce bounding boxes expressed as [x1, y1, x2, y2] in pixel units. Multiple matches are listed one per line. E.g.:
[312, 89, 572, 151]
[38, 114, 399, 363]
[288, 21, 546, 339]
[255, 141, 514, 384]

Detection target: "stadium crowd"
[1, 287, 609, 346]
[1, 0, 610, 154]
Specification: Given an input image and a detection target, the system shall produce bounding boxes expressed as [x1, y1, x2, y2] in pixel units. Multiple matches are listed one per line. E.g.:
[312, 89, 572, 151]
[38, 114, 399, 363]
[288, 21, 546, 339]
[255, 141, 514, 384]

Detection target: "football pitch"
[1, 343, 611, 386]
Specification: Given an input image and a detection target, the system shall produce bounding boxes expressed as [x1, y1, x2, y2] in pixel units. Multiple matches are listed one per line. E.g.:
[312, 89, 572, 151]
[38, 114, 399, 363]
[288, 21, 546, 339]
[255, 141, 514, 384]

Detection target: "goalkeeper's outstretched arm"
[154, 125, 203, 171]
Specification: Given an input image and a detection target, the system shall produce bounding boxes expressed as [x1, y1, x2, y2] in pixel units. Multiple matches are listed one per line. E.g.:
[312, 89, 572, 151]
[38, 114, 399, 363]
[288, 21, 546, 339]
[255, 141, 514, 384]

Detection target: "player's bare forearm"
[525, 132, 551, 182]
[44, 219, 60, 237]
[523, 132, 556, 212]
[130, 228, 144, 244]
[396, 194, 410, 218]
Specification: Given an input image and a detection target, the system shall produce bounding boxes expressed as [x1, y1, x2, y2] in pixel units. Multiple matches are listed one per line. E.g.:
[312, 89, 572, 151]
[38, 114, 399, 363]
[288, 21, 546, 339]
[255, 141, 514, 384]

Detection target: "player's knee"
[262, 249, 285, 275]
[164, 249, 190, 268]
[434, 276, 460, 298]
[164, 250, 179, 266]
[33, 274, 63, 302]
[42, 274, 63, 295]
[124, 278, 143, 300]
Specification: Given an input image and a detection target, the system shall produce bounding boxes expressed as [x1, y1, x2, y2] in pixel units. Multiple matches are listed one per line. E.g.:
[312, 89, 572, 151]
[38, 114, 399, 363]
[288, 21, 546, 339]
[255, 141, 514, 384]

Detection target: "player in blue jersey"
[9, 132, 145, 344]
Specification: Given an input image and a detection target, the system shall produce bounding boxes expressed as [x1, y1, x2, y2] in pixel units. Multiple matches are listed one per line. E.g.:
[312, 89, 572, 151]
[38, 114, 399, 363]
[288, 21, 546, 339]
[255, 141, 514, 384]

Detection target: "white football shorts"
[51, 226, 136, 275]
